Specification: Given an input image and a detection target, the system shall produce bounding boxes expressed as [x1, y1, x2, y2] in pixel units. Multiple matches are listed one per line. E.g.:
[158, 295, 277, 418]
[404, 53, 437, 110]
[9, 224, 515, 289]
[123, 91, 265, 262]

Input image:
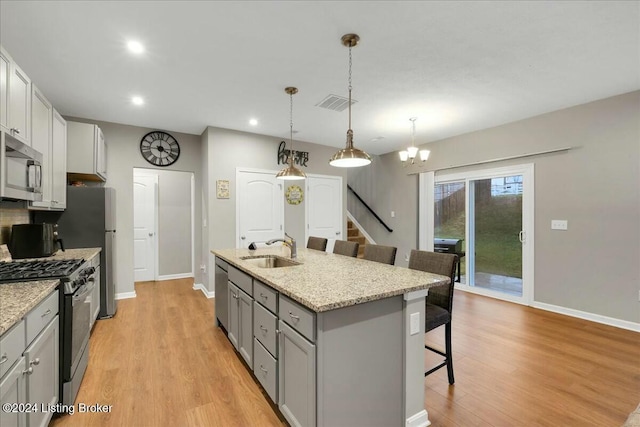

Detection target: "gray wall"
[203, 126, 348, 292]
[67, 117, 203, 296]
[348, 91, 640, 324]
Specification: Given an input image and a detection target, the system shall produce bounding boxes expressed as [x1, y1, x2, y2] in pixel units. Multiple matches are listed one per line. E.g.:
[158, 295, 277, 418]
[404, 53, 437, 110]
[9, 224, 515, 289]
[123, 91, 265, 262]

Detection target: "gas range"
[0, 258, 92, 294]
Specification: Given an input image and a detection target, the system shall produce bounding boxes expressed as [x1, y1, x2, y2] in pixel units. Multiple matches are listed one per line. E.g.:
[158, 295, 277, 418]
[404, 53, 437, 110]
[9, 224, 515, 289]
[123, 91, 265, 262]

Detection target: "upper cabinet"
[67, 121, 107, 182]
[29, 85, 53, 210]
[51, 110, 67, 209]
[0, 46, 31, 146]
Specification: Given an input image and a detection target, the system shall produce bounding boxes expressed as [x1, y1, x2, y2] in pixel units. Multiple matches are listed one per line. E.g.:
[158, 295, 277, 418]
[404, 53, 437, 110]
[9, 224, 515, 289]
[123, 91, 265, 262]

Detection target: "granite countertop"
[0, 280, 59, 335]
[212, 247, 450, 312]
[19, 247, 101, 262]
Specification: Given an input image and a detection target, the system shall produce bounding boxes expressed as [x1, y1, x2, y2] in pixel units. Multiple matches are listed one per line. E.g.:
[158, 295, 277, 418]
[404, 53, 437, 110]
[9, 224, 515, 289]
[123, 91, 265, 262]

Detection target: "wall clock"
[140, 131, 180, 167]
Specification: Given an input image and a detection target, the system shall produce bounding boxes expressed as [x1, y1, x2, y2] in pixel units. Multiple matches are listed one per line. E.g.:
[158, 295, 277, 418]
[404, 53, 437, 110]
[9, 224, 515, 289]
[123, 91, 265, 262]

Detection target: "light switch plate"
[551, 220, 568, 230]
[410, 312, 420, 335]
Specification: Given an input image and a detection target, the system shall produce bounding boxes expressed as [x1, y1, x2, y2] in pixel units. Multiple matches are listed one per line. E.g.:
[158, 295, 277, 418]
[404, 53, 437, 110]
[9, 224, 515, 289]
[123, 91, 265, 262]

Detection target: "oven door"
[65, 281, 93, 380]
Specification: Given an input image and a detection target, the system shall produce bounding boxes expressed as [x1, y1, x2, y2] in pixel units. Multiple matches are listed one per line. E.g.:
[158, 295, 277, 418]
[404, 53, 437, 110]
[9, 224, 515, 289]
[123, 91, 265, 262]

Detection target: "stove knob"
[75, 277, 86, 287]
[87, 267, 96, 275]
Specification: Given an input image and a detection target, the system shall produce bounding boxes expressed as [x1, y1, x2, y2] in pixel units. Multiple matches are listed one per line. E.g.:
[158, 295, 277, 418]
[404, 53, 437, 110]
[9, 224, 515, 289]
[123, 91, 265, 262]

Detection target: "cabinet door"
[51, 110, 67, 209]
[8, 60, 31, 145]
[30, 86, 53, 208]
[0, 356, 27, 427]
[278, 320, 316, 427]
[96, 126, 107, 180]
[214, 264, 228, 330]
[0, 49, 9, 132]
[238, 288, 253, 369]
[24, 316, 59, 427]
[227, 282, 240, 350]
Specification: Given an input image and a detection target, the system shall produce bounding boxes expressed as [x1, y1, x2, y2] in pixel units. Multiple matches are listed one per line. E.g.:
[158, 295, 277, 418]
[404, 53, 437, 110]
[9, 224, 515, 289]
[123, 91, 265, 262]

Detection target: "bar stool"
[362, 244, 397, 265]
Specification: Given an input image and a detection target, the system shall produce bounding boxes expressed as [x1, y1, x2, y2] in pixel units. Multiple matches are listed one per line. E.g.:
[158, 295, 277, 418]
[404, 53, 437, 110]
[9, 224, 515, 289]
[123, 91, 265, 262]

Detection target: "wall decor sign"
[285, 185, 304, 205]
[278, 141, 309, 167]
[216, 180, 230, 199]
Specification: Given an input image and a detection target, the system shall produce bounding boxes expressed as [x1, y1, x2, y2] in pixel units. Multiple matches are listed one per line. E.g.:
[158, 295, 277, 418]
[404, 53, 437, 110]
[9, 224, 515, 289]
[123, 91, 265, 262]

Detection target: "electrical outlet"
[200, 264, 206, 273]
[391, 211, 395, 218]
[638, 290, 640, 302]
[551, 220, 568, 230]
[410, 312, 420, 335]
[404, 252, 409, 262]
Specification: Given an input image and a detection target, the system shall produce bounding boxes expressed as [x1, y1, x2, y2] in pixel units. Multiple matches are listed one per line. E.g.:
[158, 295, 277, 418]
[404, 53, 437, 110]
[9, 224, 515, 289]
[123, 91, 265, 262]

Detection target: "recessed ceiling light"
[132, 96, 144, 106]
[127, 40, 144, 54]
[249, 119, 258, 126]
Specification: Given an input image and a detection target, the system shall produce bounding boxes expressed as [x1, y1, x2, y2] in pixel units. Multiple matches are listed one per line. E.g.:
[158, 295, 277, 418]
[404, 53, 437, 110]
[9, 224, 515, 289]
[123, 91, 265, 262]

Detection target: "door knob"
[148, 233, 153, 237]
[241, 236, 246, 240]
[335, 231, 340, 235]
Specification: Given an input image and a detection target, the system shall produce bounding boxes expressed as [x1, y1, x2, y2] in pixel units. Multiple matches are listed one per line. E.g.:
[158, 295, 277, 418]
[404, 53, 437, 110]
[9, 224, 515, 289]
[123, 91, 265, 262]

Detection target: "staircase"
[347, 220, 368, 258]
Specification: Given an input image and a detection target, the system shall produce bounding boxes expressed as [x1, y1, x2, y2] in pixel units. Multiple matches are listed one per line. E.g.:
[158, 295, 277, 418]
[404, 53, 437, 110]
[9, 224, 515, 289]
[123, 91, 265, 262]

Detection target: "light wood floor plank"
[51, 279, 639, 426]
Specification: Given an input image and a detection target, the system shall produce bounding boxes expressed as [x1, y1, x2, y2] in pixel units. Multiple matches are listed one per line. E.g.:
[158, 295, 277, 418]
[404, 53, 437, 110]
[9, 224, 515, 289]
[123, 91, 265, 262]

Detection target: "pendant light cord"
[348, 44, 353, 131]
[289, 91, 294, 166]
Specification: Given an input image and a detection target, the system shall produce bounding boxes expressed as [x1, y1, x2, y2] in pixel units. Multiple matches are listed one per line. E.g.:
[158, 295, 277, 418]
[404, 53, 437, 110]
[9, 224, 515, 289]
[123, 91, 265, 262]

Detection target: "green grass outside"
[435, 194, 522, 278]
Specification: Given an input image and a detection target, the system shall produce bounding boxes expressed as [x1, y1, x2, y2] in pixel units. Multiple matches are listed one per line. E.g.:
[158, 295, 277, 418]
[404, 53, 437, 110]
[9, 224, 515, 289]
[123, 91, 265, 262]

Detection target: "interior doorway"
[133, 168, 195, 282]
[305, 174, 343, 252]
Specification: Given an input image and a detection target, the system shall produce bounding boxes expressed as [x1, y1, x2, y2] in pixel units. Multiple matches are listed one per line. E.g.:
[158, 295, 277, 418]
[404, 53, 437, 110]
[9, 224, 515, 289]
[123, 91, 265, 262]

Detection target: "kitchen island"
[213, 247, 450, 427]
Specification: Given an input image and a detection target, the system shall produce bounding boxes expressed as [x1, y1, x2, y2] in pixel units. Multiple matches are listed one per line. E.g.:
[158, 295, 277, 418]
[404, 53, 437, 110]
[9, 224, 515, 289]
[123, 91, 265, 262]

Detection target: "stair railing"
[347, 185, 393, 233]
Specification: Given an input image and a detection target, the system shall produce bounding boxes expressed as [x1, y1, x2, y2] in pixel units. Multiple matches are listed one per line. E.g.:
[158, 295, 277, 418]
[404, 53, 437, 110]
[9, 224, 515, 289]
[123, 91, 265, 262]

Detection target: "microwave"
[0, 130, 43, 202]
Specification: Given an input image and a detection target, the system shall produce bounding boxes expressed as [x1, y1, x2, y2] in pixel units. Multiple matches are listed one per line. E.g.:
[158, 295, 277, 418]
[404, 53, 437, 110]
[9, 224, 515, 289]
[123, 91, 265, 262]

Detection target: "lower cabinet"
[0, 356, 27, 427]
[0, 290, 59, 427]
[24, 317, 59, 427]
[227, 282, 254, 369]
[278, 319, 316, 427]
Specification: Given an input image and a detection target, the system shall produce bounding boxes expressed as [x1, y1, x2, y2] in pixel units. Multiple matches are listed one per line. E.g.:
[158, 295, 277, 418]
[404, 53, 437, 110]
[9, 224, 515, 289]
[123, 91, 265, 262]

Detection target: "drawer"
[253, 338, 277, 404]
[279, 294, 315, 343]
[229, 265, 252, 296]
[215, 257, 228, 272]
[254, 280, 277, 314]
[253, 302, 277, 357]
[0, 320, 25, 378]
[25, 290, 58, 346]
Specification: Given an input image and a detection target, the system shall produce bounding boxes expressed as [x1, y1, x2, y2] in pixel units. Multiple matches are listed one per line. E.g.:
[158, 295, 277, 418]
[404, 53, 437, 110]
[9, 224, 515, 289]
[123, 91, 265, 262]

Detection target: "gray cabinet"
[214, 257, 229, 330]
[0, 289, 59, 427]
[227, 282, 240, 350]
[67, 121, 107, 181]
[24, 317, 59, 427]
[29, 85, 53, 210]
[50, 109, 67, 209]
[0, 355, 26, 427]
[238, 288, 253, 368]
[278, 319, 316, 427]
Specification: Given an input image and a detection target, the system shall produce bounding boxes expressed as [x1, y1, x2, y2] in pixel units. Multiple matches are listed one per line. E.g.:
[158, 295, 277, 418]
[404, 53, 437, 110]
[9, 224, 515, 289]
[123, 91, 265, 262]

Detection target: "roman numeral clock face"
[140, 131, 180, 167]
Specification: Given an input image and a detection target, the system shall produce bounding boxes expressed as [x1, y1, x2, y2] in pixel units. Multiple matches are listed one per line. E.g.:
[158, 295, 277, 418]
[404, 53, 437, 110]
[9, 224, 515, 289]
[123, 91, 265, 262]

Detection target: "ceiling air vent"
[315, 94, 357, 112]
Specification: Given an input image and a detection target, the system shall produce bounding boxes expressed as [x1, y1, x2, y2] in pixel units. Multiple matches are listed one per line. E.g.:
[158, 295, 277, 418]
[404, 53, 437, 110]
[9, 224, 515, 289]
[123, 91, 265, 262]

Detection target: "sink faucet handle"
[284, 232, 294, 241]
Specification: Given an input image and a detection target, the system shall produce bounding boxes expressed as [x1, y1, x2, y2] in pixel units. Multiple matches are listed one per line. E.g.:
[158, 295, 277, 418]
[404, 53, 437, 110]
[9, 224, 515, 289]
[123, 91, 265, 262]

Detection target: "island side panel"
[404, 291, 430, 427]
[317, 295, 404, 426]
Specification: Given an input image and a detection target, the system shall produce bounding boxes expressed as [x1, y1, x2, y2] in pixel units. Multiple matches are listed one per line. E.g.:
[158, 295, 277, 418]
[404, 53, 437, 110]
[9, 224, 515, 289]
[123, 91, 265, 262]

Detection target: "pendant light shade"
[329, 34, 371, 168]
[276, 87, 306, 180]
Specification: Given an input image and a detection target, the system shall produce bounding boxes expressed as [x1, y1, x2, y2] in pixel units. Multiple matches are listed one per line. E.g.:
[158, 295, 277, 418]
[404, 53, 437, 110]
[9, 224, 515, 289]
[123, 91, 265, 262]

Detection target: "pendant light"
[399, 117, 430, 166]
[276, 87, 306, 180]
[329, 34, 372, 168]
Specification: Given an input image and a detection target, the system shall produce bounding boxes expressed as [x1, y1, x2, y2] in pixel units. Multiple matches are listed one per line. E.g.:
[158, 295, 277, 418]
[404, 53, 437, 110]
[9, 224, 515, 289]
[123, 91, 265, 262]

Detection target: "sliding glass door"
[429, 164, 534, 304]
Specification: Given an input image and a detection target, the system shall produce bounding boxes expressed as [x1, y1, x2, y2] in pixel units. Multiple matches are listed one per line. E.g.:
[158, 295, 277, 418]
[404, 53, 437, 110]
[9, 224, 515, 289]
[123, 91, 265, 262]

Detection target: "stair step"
[347, 228, 359, 237]
[349, 236, 366, 245]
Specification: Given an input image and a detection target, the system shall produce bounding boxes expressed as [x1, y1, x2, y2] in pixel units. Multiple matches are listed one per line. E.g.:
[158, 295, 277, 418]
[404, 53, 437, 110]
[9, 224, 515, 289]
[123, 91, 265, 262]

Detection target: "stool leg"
[445, 322, 454, 384]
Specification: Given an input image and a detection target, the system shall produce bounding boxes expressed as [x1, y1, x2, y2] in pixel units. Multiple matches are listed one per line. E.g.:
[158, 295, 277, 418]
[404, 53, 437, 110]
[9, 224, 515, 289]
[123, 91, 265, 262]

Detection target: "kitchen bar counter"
[213, 246, 449, 312]
[0, 280, 58, 335]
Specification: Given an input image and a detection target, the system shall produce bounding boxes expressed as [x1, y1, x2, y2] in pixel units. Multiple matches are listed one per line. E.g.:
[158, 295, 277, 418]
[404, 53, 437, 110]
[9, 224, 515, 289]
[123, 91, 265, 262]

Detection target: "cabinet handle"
[288, 311, 300, 321]
[10, 128, 21, 135]
[259, 293, 268, 300]
[232, 293, 239, 300]
[259, 325, 268, 333]
[30, 358, 40, 366]
[259, 365, 268, 374]
[41, 309, 51, 317]
[0, 353, 7, 365]
[23, 367, 33, 375]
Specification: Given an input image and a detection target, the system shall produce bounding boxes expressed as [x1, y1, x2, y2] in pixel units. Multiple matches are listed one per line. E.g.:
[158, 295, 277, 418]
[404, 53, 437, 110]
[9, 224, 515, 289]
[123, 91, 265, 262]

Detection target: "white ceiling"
[1, 1, 638, 155]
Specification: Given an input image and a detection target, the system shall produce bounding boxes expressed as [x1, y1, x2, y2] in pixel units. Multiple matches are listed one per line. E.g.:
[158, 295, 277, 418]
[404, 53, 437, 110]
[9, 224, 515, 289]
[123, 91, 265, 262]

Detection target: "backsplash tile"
[0, 208, 30, 245]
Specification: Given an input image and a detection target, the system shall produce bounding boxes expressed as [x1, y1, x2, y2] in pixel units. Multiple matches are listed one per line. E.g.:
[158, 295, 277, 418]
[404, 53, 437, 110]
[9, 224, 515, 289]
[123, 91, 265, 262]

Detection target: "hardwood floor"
[51, 279, 639, 427]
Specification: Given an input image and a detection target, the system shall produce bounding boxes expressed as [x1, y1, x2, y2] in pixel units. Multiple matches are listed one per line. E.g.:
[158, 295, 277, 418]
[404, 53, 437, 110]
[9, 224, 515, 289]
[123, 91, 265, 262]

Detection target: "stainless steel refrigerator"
[35, 186, 117, 317]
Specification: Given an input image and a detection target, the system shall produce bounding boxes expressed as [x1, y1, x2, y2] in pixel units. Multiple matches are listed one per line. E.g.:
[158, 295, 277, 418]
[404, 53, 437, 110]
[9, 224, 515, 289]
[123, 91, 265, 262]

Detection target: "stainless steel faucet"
[266, 233, 297, 259]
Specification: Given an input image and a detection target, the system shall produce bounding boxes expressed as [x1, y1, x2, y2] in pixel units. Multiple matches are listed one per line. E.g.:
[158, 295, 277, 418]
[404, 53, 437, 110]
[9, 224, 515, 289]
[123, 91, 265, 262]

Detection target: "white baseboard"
[531, 301, 640, 332]
[157, 273, 194, 281]
[115, 291, 136, 300]
[406, 410, 430, 427]
[193, 283, 214, 299]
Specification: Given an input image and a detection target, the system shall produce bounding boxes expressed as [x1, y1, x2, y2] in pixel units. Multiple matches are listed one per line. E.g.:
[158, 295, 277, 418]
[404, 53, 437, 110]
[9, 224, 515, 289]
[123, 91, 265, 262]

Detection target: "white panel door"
[237, 170, 284, 248]
[307, 175, 342, 252]
[133, 173, 157, 282]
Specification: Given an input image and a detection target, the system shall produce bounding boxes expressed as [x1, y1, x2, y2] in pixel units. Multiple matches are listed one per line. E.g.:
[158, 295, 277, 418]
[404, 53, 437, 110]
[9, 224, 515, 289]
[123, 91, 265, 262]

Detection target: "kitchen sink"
[240, 255, 301, 268]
